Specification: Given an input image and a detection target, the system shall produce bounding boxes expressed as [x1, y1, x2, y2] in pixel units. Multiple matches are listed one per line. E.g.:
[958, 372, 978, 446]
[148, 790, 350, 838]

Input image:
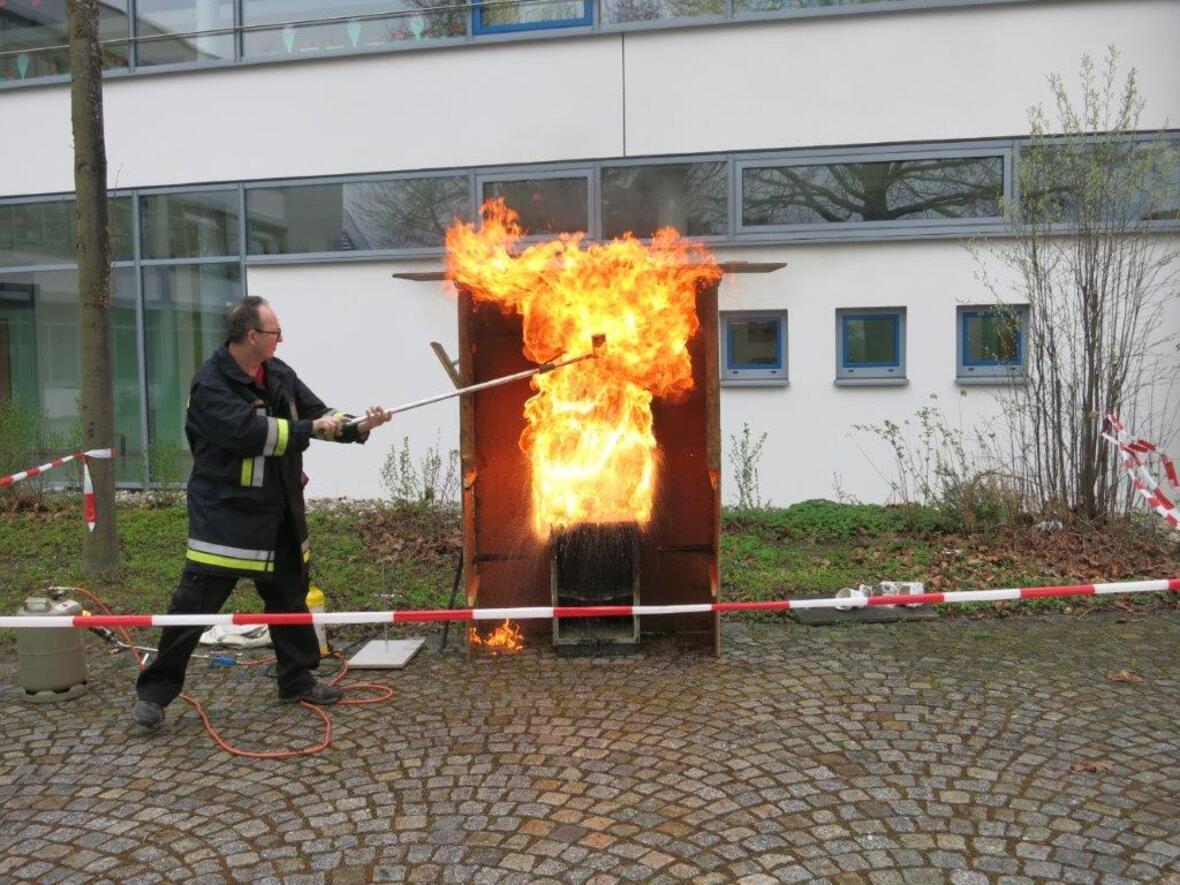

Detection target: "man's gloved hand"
[312, 415, 343, 440]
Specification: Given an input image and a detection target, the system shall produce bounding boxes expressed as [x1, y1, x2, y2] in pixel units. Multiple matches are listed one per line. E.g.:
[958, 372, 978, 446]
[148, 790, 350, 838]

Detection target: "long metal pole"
[346, 336, 604, 429]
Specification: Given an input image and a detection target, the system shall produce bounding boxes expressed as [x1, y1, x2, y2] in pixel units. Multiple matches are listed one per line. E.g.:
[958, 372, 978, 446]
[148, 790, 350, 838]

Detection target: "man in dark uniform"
[132, 296, 391, 730]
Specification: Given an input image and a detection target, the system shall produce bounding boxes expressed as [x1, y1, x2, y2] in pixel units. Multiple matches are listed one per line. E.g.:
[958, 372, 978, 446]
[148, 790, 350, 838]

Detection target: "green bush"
[379, 432, 459, 511]
[727, 422, 768, 510]
[0, 399, 54, 507]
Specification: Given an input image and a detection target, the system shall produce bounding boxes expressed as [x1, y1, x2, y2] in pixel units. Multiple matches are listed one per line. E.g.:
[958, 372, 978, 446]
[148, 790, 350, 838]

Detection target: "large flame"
[446, 199, 721, 535]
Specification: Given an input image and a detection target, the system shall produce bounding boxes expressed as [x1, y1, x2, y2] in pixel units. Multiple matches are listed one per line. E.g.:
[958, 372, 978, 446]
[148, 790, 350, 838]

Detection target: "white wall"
[253, 238, 1179, 505]
[624, 0, 1180, 156]
[2, 0, 1177, 504]
[0, 37, 626, 196]
[4, 0, 1177, 197]
[716, 240, 1018, 505]
[248, 262, 462, 500]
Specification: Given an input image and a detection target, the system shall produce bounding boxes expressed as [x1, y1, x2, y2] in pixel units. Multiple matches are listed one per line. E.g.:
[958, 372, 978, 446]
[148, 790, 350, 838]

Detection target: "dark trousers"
[136, 522, 320, 706]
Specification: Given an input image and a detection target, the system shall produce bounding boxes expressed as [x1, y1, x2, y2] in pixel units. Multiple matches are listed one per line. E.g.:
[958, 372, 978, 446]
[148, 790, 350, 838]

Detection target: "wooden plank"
[700, 281, 723, 657]
[717, 261, 786, 274]
[458, 286, 477, 657]
[394, 262, 784, 283]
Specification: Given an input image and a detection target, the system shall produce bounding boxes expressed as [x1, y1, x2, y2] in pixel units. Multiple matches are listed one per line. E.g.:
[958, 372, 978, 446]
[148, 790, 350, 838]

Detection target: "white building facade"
[1, 0, 1178, 502]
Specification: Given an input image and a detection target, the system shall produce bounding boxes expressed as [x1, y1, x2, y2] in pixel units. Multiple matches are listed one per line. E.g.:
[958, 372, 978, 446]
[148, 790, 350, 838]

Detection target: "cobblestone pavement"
[0, 613, 1178, 883]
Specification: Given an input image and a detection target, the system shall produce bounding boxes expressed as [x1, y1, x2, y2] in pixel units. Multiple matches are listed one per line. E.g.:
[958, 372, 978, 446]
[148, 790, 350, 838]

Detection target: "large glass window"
[957, 305, 1027, 382]
[602, 0, 723, 25]
[735, 0, 905, 13]
[246, 176, 471, 255]
[135, 0, 235, 66]
[140, 190, 239, 259]
[473, 0, 592, 34]
[0, 200, 77, 267]
[242, 0, 465, 59]
[143, 262, 240, 482]
[741, 155, 1004, 228]
[836, 308, 906, 383]
[0, 1, 130, 82]
[480, 175, 589, 235]
[0, 197, 135, 267]
[0, 267, 145, 482]
[720, 311, 787, 385]
[1019, 141, 1180, 227]
[602, 162, 726, 239]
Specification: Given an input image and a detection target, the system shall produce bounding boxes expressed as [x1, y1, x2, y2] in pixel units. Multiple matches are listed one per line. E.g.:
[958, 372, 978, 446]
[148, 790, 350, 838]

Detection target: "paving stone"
[0, 616, 1176, 881]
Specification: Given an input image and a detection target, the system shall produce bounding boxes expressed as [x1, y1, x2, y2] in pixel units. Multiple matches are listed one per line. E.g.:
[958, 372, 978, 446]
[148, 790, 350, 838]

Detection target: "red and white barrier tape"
[1104, 414, 1179, 530]
[1, 578, 1175, 630]
[0, 447, 113, 533]
[0, 448, 113, 489]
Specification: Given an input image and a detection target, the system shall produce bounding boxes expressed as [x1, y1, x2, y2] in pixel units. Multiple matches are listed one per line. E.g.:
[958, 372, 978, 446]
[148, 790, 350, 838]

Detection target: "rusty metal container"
[456, 279, 723, 653]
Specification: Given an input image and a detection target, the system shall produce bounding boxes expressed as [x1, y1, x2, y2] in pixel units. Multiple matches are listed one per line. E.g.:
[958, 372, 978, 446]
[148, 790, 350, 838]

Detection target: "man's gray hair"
[226, 296, 269, 343]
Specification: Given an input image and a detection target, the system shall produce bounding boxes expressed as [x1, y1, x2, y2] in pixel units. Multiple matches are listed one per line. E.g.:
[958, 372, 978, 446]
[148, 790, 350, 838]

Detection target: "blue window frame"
[473, 0, 593, 35]
[836, 308, 906, 383]
[721, 311, 787, 385]
[957, 305, 1028, 381]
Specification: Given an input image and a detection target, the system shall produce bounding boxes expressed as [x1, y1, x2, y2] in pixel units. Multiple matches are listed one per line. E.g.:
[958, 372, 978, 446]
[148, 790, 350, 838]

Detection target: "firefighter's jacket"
[184, 344, 366, 578]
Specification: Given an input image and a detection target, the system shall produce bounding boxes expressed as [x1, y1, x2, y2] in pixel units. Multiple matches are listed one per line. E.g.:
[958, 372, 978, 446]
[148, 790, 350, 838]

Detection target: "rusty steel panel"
[459, 282, 722, 652]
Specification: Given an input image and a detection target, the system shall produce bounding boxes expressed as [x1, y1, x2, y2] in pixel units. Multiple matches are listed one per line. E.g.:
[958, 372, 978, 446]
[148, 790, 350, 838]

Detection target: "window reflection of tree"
[481, 179, 587, 234]
[604, 0, 723, 24]
[482, 0, 585, 28]
[342, 177, 470, 249]
[602, 163, 726, 238]
[1021, 142, 1180, 225]
[376, 0, 467, 41]
[743, 156, 1004, 225]
[736, 0, 902, 13]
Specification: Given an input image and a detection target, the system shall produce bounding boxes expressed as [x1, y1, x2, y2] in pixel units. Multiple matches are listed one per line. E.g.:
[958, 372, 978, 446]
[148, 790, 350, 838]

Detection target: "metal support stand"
[346, 588, 425, 669]
[439, 549, 465, 651]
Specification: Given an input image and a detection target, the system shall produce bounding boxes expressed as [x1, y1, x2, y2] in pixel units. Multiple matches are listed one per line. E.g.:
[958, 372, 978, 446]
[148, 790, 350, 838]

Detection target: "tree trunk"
[69, 0, 119, 579]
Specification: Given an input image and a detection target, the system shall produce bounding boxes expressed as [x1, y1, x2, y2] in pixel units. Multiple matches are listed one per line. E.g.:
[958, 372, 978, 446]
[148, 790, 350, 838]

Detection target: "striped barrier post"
[1, 578, 1176, 630]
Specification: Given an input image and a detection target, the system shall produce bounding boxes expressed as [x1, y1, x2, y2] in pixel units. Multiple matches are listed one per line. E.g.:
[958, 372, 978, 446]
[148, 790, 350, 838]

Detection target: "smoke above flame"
[446, 199, 721, 535]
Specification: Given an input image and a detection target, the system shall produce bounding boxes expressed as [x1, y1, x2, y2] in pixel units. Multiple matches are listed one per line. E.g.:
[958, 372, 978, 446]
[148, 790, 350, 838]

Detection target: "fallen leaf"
[1071, 759, 1114, 773]
[1106, 670, 1143, 683]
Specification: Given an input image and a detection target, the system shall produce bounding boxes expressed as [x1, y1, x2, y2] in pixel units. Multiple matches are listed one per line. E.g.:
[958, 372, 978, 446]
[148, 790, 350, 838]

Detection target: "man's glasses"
[254, 327, 282, 338]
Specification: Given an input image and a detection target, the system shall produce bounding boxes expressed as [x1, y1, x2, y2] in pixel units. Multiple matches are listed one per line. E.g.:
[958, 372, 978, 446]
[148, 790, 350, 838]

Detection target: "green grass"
[0, 496, 1175, 645]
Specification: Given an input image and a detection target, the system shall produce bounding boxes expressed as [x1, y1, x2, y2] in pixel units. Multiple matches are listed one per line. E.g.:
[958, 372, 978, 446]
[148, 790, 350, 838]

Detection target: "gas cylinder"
[15, 591, 89, 702]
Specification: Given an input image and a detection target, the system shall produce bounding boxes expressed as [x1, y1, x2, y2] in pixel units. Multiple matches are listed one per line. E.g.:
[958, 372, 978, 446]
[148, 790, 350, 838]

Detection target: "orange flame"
[446, 199, 721, 535]
[468, 619, 524, 653]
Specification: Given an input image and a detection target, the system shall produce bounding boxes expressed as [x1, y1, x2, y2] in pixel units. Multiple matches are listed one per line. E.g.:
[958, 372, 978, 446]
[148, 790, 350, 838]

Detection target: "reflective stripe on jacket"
[184, 344, 367, 578]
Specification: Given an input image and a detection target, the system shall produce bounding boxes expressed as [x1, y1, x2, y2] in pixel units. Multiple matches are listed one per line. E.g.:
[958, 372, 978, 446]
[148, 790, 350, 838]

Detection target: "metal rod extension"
[346, 334, 605, 429]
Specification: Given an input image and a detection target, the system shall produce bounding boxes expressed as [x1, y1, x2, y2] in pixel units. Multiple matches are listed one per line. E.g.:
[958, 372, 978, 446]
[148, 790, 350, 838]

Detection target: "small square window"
[836, 308, 906, 383]
[721, 311, 787, 386]
[957, 305, 1028, 381]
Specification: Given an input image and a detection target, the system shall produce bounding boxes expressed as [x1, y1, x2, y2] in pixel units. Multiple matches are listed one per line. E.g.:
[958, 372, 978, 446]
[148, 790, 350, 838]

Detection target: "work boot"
[132, 699, 165, 730]
[279, 678, 343, 705]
